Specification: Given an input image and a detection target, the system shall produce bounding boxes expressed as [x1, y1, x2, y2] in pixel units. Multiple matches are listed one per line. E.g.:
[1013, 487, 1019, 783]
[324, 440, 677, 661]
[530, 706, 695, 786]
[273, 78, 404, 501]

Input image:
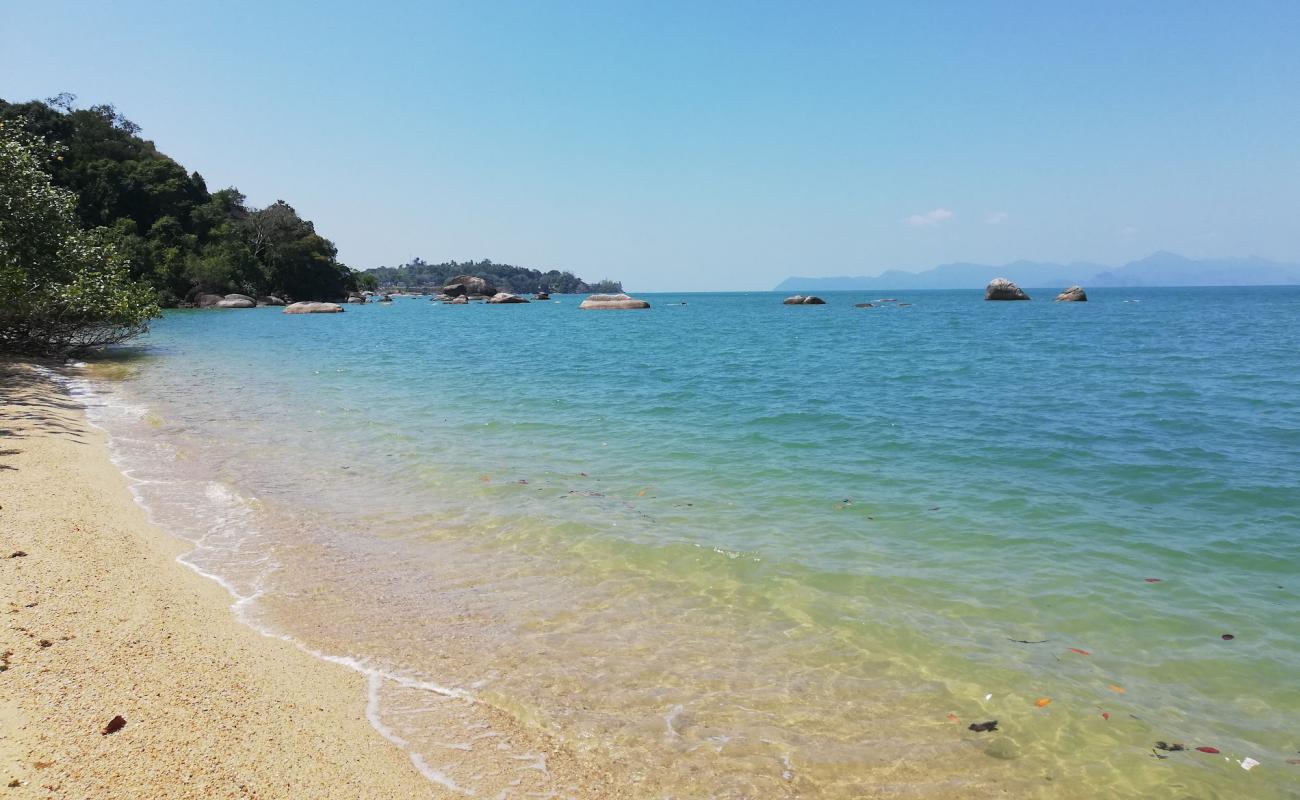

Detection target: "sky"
[3, 1, 1299, 291]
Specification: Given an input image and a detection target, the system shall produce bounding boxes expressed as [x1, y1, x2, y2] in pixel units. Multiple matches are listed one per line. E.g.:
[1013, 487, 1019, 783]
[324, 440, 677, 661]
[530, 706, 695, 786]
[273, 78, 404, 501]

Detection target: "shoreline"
[0, 359, 439, 798]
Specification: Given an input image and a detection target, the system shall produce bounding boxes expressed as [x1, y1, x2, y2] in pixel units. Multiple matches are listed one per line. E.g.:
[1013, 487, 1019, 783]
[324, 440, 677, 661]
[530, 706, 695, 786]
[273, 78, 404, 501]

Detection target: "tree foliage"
[366, 258, 621, 294]
[0, 121, 159, 354]
[0, 96, 361, 305]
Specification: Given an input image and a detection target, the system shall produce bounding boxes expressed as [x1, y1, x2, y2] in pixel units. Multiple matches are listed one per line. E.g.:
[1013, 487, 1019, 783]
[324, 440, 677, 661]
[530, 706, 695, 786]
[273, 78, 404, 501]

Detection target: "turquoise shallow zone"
[78, 287, 1300, 797]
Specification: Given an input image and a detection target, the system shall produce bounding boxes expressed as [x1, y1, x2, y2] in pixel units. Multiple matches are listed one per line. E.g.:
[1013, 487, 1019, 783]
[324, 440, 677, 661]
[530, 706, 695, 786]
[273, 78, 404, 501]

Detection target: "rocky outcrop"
[783, 295, 826, 305]
[534, 292, 551, 301]
[579, 293, 650, 310]
[346, 293, 367, 304]
[487, 292, 530, 304]
[1054, 285, 1087, 302]
[854, 302, 874, 308]
[379, 294, 393, 302]
[196, 293, 224, 308]
[215, 294, 256, 308]
[446, 296, 469, 304]
[256, 295, 287, 306]
[442, 275, 496, 298]
[985, 278, 1030, 301]
[283, 302, 344, 314]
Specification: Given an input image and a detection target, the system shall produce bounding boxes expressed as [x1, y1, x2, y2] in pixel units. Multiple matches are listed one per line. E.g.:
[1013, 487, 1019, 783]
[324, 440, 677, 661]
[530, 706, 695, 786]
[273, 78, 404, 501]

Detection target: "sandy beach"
[0, 360, 441, 798]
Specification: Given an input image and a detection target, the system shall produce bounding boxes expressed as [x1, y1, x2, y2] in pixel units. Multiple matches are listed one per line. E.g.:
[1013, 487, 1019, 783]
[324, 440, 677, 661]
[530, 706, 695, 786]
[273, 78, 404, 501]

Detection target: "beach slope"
[0, 360, 434, 799]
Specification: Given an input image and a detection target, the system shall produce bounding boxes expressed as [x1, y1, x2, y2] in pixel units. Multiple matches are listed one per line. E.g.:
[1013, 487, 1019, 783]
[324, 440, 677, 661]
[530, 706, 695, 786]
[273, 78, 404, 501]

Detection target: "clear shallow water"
[69, 288, 1300, 797]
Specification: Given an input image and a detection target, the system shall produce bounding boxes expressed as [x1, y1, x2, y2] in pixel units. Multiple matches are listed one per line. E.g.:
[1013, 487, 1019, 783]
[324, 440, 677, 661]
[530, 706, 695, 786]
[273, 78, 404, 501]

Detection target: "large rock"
[1054, 285, 1087, 302]
[442, 275, 496, 298]
[487, 292, 530, 304]
[985, 278, 1030, 301]
[446, 296, 469, 305]
[256, 295, 286, 306]
[534, 292, 551, 300]
[196, 293, 224, 308]
[783, 295, 826, 305]
[579, 293, 650, 310]
[346, 293, 367, 304]
[216, 294, 256, 309]
[283, 302, 344, 314]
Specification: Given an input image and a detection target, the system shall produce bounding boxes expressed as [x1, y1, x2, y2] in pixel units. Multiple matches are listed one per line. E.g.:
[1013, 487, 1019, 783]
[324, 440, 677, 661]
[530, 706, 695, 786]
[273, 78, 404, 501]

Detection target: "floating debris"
[1108, 684, 1126, 694]
[1101, 712, 1110, 721]
[1155, 741, 1186, 752]
[1195, 746, 1220, 754]
[1221, 634, 1235, 641]
[1034, 698, 1052, 708]
[968, 720, 998, 733]
[1144, 578, 1163, 583]
[1066, 648, 1091, 656]
[1241, 757, 1261, 771]
[1008, 638, 1048, 644]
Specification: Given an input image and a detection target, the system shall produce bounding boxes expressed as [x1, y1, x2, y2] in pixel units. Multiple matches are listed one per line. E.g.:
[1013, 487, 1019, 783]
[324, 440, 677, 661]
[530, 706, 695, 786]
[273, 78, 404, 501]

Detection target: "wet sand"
[0, 359, 442, 798]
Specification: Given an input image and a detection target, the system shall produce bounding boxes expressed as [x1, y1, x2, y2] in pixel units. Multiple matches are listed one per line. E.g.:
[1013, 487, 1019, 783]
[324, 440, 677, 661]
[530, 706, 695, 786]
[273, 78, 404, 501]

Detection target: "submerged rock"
[283, 301, 344, 314]
[487, 292, 530, 304]
[579, 293, 651, 310]
[783, 295, 826, 305]
[985, 278, 1030, 301]
[1054, 285, 1087, 302]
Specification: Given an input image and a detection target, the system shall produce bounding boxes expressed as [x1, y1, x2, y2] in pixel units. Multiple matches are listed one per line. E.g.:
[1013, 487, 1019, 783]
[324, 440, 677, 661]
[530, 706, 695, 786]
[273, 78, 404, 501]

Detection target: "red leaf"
[1144, 578, 1162, 583]
[1102, 712, 1110, 721]
[1195, 747, 1220, 754]
[1067, 648, 1091, 656]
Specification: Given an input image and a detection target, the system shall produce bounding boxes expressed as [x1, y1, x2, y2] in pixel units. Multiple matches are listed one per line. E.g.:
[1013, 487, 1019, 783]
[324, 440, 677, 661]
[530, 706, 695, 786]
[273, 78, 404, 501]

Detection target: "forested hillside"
[0, 95, 358, 305]
[366, 258, 621, 294]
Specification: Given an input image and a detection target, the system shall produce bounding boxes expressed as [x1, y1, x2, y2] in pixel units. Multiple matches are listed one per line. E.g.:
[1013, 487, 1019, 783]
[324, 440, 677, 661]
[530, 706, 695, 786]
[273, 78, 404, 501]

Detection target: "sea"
[61, 287, 1300, 798]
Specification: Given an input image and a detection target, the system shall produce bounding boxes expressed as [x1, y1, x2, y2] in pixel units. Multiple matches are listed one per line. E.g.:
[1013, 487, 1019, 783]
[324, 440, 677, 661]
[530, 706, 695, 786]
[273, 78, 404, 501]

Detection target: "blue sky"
[3, 1, 1298, 290]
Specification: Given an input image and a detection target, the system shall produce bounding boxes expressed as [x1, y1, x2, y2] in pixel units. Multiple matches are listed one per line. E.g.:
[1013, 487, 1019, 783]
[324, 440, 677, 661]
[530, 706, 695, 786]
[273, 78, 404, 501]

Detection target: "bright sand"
[0, 360, 617, 799]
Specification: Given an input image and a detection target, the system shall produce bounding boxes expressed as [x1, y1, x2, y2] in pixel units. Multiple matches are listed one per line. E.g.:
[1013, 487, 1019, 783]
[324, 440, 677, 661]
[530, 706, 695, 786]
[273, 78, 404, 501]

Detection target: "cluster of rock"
[197, 293, 287, 308]
[487, 292, 529, 304]
[282, 302, 344, 314]
[783, 295, 826, 305]
[579, 293, 651, 310]
[984, 278, 1088, 302]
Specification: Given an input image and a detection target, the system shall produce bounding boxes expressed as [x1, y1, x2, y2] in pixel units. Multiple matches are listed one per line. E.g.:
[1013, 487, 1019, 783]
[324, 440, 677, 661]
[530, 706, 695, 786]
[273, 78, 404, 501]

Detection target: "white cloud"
[985, 211, 1009, 225]
[903, 208, 953, 227]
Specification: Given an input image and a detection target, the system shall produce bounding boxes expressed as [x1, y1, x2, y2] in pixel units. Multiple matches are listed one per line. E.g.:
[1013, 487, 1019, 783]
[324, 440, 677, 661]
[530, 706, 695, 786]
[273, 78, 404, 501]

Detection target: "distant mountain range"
[774, 252, 1300, 291]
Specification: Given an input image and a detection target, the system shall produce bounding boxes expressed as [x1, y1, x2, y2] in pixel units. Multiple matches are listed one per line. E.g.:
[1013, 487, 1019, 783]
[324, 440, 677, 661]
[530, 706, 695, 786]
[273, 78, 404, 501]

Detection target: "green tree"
[0, 122, 159, 353]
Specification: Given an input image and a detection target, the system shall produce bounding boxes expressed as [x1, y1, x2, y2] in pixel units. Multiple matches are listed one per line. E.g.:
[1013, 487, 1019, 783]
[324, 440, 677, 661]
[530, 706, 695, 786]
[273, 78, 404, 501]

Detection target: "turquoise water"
[73, 288, 1300, 797]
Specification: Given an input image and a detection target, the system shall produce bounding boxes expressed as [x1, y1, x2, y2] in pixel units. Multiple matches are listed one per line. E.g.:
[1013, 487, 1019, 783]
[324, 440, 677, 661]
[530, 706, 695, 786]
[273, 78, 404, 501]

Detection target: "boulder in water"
[985, 278, 1030, 301]
[256, 295, 287, 306]
[283, 301, 344, 314]
[534, 291, 551, 300]
[579, 293, 650, 310]
[487, 292, 530, 304]
[783, 295, 826, 305]
[1054, 285, 1087, 302]
[216, 294, 255, 308]
[442, 275, 496, 297]
[446, 296, 469, 304]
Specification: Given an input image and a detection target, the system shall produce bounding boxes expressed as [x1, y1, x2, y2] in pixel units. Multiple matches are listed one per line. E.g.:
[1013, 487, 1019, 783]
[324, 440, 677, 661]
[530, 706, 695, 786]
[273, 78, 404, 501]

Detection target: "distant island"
[364, 258, 621, 295]
[775, 252, 1300, 291]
